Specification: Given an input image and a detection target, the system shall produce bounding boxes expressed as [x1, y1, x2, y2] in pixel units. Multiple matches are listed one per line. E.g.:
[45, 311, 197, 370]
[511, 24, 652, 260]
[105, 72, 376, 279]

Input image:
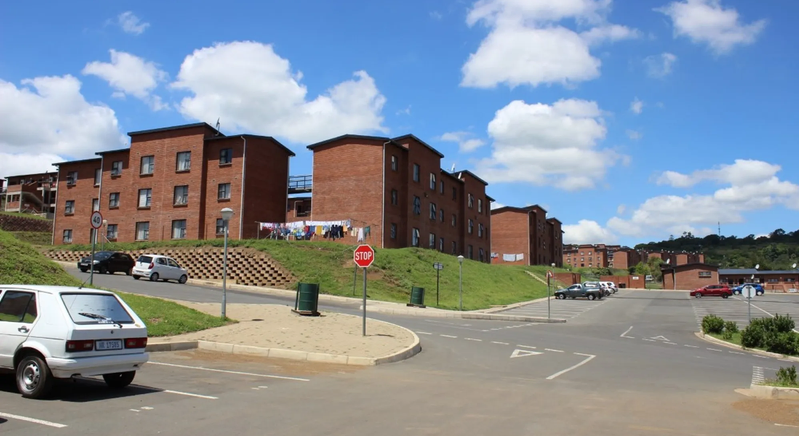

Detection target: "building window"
[413, 196, 421, 215]
[440, 181, 444, 194]
[452, 241, 457, 254]
[698, 271, 712, 278]
[468, 219, 474, 234]
[390, 223, 397, 239]
[391, 155, 398, 171]
[138, 189, 152, 208]
[140, 156, 155, 175]
[66, 171, 78, 186]
[172, 220, 187, 239]
[429, 203, 437, 220]
[479, 248, 485, 262]
[478, 223, 484, 238]
[176, 151, 191, 172]
[391, 189, 398, 206]
[440, 209, 444, 222]
[111, 161, 123, 176]
[430, 173, 436, 190]
[218, 183, 231, 200]
[64, 200, 75, 214]
[452, 214, 457, 227]
[174, 185, 189, 205]
[452, 187, 457, 200]
[135, 222, 150, 241]
[429, 233, 436, 249]
[412, 228, 420, 247]
[220, 148, 233, 165]
[468, 194, 474, 209]
[216, 218, 226, 235]
[478, 199, 483, 213]
[62, 229, 72, 243]
[94, 169, 101, 186]
[106, 224, 118, 240]
[413, 164, 420, 182]
[439, 237, 444, 252]
[468, 245, 474, 259]
[109, 192, 120, 208]
[92, 198, 99, 212]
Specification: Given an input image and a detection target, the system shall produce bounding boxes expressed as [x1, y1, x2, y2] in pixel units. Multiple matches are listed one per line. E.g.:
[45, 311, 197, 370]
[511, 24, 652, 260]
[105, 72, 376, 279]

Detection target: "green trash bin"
[407, 286, 426, 308]
[293, 282, 320, 316]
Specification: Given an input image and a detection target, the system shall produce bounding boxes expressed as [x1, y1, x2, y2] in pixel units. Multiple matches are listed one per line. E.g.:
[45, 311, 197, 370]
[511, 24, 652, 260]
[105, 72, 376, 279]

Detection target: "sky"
[1, 0, 797, 247]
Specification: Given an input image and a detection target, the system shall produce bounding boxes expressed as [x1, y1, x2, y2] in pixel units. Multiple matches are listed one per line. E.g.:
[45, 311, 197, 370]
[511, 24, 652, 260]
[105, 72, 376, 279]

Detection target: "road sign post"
[354, 245, 375, 336]
[89, 211, 103, 286]
[547, 270, 553, 321]
[433, 262, 443, 306]
[743, 284, 755, 323]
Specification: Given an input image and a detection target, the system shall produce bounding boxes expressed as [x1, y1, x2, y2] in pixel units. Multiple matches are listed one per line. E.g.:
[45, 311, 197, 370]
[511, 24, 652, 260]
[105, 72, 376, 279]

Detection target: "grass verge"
[761, 379, 799, 388]
[56, 238, 568, 310]
[1, 229, 231, 337]
[0, 211, 51, 220]
[708, 332, 742, 346]
[11, 231, 52, 246]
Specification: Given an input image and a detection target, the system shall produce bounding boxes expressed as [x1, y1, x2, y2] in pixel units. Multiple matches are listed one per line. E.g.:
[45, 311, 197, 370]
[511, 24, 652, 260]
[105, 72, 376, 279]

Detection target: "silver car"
[131, 254, 189, 284]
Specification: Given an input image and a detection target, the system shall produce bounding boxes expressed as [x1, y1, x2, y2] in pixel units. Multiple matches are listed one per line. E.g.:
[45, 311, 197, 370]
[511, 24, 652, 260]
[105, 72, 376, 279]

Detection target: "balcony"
[288, 175, 312, 194]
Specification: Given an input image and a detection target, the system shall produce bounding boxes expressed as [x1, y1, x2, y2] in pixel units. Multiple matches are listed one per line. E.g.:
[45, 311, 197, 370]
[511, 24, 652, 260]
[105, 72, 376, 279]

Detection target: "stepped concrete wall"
[45, 247, 295, 288]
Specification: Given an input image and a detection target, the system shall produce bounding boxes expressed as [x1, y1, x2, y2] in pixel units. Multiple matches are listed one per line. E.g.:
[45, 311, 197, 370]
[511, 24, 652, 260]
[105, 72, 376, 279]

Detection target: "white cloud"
[490, 202, 505, 210]
[616, 204, 626, 215]
[117, 11, 149, 35]
[461, 0, 638, 89]
[609, 159, 799, 238]
[475, 99, 624, 190]
[630, 97, 643, 114]
[626, 129, 642, 140]
[396, 105, 411, 116]
[644, 52, 677, 78]
[82, 50, 168, 110]
[439, 131, 486, 153]
[563, 220, 617, 244]
[656, 0, 767, 55]
[171, 41, 387, 144]
[0, 75, 125, 179]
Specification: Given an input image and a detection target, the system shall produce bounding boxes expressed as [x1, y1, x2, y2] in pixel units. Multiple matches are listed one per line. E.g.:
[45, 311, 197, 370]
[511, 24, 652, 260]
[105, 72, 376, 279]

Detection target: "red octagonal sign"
[354, 244, 375, 268]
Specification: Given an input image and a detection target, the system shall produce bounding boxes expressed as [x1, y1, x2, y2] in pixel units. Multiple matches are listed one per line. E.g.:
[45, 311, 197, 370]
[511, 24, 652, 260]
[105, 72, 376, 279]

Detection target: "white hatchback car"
[0, 285, 149, 399]
[132, 254, 189, 284]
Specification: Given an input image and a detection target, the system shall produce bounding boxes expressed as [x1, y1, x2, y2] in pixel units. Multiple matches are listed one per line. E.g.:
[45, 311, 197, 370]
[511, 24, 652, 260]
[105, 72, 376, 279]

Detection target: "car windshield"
[137, 256, 153, 264]
[60, 293, 134, 324]
[91, 252, 112, 260]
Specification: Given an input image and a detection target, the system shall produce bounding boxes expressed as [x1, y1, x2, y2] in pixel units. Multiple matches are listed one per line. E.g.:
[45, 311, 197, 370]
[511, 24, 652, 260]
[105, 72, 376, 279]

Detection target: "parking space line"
[0, 412, 68, 428]
[684, 344, 699, 348]
[130, 384, 219, 400]
[545, 348, 564, 353]
[517, 345, 537, 349]
[464, 338, 482, 342]
[546, 353, 596, 380]
[148, 361, 310, 381]
[416, 331, 432, 335]
[491, 341, 509, 345]
[706, 348, 723, 352]
[440, 334, 457, 338]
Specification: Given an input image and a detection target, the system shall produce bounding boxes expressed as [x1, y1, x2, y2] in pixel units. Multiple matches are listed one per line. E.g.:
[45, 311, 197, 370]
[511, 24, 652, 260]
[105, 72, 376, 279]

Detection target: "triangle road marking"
[650, 335, 670, 342]
[510, 349, 543, 359]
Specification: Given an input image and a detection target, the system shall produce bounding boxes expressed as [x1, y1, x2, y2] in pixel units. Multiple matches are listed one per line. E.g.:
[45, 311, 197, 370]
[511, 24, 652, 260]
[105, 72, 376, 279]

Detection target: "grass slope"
[0, 211, 51, 221]
[0, 229, 228, 336]
[60, 238, 557, 310]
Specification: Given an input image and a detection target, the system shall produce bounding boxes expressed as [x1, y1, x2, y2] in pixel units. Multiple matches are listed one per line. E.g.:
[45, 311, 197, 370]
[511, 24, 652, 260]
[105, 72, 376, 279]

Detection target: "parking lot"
[497, 293, 614, 320]
[690, 293, 799, 331]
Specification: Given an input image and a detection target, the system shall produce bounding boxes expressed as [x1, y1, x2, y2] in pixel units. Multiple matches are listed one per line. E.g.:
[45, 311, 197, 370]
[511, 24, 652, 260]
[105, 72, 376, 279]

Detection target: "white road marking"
[440, 334, 457, 338]
[664, 342, 677, 345]
[642, 339, 655, 342]
[729, 351, 745, 355]
[141, 406, 154, 410]
[650, 335, 671, 342]
[775, 423, 799, 428]
[620, 326, 634, 338]
[706, 348, 723, 352]
[621, 336, 636, 339]
[684, 344, 699, 348]
[148, 361, 310, 381]
[131, 384, 219, 400]
[754, 355, 770, 359]
[516, 344, 537, 349]
[491, 341, 509, 345]
[130, 409, 140, 413]
[545, 348, 564, 353]
[546, 353, 596, 380]
[0, 412, 68, 428]
[510, 349, 543, 358]
[416, 331, 432, 335]
[464, 338, 482, 342]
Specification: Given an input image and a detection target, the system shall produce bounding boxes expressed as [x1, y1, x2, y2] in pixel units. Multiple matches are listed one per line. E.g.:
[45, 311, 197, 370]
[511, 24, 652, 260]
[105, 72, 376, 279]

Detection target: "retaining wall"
[0, 215, 53, 232]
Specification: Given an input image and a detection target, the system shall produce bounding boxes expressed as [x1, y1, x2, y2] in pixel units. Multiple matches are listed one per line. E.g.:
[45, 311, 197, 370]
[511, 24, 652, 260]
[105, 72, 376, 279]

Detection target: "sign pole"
[352, 264, 357, 296]
[362, 267, 367, 336]
[90, 229, 96, 286]
[547, 274, 551, 322]
[436, 267, 440, 307]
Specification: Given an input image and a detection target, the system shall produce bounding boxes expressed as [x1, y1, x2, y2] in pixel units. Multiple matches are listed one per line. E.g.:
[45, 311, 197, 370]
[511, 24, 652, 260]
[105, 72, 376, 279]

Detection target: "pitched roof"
[719, 268, 799, 275]
[53, 157, 102, 166]
[95, 147, 131, 156]
[306, 134, 397, 150]
[391, 134, 445, 158]
[205, 134, 296, 157]
[660, 262, 719, 271]
[127, 122, 221, 137]
[456, 169, 489, 186]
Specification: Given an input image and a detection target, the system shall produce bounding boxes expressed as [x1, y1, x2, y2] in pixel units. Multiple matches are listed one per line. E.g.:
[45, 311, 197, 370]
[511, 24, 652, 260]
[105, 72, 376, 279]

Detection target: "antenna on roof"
[215, 118, 221, 136]
[450, 163, 456, 172]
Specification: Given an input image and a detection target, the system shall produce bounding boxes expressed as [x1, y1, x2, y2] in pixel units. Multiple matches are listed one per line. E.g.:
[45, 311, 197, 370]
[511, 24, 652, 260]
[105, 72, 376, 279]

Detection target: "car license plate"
[96, 340, 122, 351]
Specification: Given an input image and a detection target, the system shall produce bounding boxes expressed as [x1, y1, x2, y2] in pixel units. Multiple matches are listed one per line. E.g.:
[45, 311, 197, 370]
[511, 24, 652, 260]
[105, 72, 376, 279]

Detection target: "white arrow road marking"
[650, 335, 670, 342]
[546, 353, 596, 380]
[510, 349, 543, 359]
[620, 326, 634, 338]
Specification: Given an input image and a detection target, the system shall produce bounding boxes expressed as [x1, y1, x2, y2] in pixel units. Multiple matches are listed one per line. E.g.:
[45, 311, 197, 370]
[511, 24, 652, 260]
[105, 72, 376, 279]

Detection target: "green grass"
[58, 238, 561, 310]
[646, 282, 664, 289]
[0, 211, 51, 220]
[708, 331, 743, 345]
[0, 229, 231, 337]
[11, 231, 52, 246]
[761, 379, 799, 388]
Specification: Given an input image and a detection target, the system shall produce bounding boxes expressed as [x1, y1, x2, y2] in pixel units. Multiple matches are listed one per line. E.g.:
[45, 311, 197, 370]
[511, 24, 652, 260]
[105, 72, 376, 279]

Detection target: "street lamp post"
[458, 255, 464, 311]
[220, 207, 235, 319]
[101, 220, 107, 251]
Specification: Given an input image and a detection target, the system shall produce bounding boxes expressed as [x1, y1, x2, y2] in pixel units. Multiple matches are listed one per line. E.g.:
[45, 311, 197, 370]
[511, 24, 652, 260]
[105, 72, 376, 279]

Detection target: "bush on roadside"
[702, 314, 725, 334]
[771, 314, 796, 333]
[740, 315, 799, 356]
[776, 365, 798, 386]
[741, 322, 765, 348]
[724, 320, 738, 334]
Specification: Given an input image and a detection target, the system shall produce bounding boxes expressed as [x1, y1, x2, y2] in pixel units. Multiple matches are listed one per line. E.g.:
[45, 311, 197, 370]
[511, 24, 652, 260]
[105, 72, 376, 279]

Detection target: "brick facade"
[490, 205, 563, 266]
[52, 123, 293, 245]
[661, 263, 719, 290]
[2, 172, 57, 215]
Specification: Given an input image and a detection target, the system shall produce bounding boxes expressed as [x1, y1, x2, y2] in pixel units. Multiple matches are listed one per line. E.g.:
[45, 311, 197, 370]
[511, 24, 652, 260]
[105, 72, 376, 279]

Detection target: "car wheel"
[757, 291, 764, 296]
[16, 355, 54, 399]
[178, 275, 188, 284]
[132, 275, 140, 280]
[722, 294, 729, 299]
[149, 273, 159, 282]
[99, 266, 107, 274]
[103, 371, 136, 389]
[80, 268, 88, 273]
[695, 292, 702, 298]
[126, 268, 132, 276]
[587, 294, 596, 301]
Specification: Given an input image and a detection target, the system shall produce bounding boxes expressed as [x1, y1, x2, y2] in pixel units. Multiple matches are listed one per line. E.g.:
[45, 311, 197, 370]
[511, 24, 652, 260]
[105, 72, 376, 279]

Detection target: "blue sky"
[1, 0, 797, 246]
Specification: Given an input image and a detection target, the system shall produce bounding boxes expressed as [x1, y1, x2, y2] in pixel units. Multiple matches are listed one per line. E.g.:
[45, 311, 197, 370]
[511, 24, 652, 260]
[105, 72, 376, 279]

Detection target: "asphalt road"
[2, 269, 798, 434]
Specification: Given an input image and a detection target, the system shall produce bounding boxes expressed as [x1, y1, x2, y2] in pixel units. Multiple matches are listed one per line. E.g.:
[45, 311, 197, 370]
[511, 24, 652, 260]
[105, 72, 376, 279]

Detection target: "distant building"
[1, 172, 58, 217]
[563, 244, 703, 270]
[490, 205, 563, 267]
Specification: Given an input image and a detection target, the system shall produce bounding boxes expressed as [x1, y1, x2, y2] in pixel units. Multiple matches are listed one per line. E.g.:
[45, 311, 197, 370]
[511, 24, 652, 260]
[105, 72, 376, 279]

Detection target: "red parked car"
[690, 284, 732, 298]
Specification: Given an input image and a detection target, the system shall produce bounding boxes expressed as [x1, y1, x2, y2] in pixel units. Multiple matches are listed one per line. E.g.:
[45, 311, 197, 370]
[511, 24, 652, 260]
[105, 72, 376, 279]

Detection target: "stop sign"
[353, 245, 375, 268]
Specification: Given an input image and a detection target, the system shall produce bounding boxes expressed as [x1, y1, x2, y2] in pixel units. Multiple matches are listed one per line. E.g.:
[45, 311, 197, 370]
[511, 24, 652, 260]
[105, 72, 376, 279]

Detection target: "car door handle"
[18, 326, 29, 333]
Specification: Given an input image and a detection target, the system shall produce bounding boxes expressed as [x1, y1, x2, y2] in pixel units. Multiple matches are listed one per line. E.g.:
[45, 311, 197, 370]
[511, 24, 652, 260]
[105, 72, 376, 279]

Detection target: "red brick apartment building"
[2, 172, 58, 216]
[302, 134, 493, 262]
[563, 245, 704, 270]
[490, 206, 563, 266]
[52, 123, 294, 245]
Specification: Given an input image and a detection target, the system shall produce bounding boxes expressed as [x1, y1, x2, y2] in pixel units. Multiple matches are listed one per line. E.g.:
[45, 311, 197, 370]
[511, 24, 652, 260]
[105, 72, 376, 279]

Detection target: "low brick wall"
[0, 214, 53, 232]
[45, 247, 295, 288]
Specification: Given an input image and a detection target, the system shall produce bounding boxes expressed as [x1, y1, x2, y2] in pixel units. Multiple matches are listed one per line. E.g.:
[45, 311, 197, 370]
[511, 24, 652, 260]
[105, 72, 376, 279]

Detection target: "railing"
[288, 175, 312, 192]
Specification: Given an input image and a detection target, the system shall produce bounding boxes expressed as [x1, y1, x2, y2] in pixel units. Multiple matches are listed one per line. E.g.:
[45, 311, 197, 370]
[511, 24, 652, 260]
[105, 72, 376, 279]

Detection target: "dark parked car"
[732, 283, 764, 296]
[78, 251, 135, 275]
[555, 284, 604, 300]
[690, 284, 732, 298]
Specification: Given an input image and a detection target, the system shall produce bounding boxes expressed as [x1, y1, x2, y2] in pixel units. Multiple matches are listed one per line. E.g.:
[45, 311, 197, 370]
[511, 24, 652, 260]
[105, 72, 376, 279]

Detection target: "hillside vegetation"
[636, 229, 799, 270]
[58, 238, 559, 310]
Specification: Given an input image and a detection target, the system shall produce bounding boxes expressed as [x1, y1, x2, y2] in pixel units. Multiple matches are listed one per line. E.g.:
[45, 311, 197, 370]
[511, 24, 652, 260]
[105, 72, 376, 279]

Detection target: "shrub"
[771, 314, 795, 334]
[722, 329, 733, 340]
[776, 365, 798, 386]
[702, 314, 725, 334]
[764, 331, 799, 355]
[741, 323, 765, 348]
[724, 320, 739, 334]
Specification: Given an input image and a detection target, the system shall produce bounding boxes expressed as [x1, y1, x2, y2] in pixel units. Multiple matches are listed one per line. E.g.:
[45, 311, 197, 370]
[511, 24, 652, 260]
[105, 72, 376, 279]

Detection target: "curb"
[694, 331, 799, 362]
[359, 305, 567, 323]
[746, 383, 799, 399]
[145, 331, 422, 367]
